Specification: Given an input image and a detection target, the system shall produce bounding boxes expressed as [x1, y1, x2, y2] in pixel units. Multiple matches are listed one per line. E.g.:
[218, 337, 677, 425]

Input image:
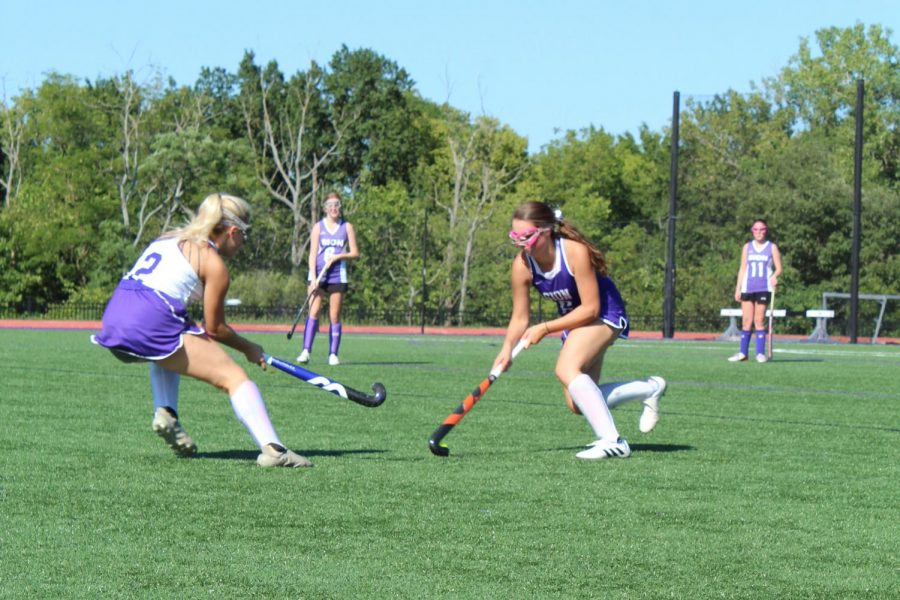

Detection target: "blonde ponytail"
[163, 193, 251, 245]
[557, 220, 608, 276]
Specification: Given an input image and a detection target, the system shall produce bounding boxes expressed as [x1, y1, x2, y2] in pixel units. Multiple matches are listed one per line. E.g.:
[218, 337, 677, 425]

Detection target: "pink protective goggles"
[508, 227, 548, 249]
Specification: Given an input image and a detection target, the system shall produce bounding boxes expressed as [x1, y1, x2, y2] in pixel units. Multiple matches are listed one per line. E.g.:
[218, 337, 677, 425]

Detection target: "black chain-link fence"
[2, 301, 895, 340]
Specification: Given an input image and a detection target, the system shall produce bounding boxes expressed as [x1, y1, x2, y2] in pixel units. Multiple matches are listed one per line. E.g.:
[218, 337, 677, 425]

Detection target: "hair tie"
[553, 208, 563, 223]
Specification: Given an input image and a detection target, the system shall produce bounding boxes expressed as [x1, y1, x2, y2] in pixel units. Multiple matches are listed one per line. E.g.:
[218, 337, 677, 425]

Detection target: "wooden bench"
[806, 309, 835, 342]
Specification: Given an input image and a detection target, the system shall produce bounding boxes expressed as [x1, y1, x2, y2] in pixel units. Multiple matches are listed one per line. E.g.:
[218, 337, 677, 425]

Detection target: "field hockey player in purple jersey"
[297, 192, 359, 366]
[92, 193, 312, 468]
[729, 219, 783, 363]
[493, 201, 667, 460]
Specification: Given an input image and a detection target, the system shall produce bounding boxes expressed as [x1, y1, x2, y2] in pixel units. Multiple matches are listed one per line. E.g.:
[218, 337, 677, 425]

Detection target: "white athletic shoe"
[639, 376, 666, 433]
[257, 443, 313, 468]
[728, 352, 748, 362]
[576, 437, 631, 460]
[296, 349, 310, 363]
[152, 407, 197, 457]
[756, 354, 768, 363]
[328, 353, 340, 366]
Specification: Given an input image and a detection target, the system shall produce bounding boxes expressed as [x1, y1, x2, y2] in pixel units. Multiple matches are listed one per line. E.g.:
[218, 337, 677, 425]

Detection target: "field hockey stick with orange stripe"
[428, 340, 527, 456]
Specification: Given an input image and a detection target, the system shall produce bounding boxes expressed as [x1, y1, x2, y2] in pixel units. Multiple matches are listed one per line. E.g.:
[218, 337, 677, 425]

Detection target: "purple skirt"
[598, 276, 630, 339]
[558, 276, 630, 339]
[91, 279, 205, 361]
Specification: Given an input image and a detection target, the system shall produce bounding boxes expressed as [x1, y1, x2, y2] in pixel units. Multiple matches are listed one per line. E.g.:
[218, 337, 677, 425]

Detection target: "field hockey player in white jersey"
[92, 192, 312, 468]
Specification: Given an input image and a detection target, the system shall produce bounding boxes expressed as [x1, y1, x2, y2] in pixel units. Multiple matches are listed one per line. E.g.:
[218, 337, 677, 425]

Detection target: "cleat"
[296, 349, 310, 364]
[756, 354, 768, 363]
[328, 353, 340, 366]
[152, 407, 197, 457]
[728, 352, 748, 362]
[639, 376, 666, 433]
[257, 443, 313, 468]
[576, 437, 631, 460]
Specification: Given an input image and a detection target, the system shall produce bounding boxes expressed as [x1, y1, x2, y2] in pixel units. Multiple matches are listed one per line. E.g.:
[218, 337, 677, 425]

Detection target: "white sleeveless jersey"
[123, 237, 204, 304]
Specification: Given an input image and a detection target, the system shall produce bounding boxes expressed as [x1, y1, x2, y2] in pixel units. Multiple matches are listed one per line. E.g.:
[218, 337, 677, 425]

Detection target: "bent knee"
[556, 362, 585, 386]
[216, 365, 250, 395]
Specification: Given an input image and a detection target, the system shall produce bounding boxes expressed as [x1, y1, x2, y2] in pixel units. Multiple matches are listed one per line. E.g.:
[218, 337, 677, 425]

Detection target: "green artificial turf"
[1, 330, 897, 598]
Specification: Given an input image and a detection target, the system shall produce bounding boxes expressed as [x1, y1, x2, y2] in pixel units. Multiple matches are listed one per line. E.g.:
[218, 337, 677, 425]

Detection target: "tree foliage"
[0, 25, 897, 333]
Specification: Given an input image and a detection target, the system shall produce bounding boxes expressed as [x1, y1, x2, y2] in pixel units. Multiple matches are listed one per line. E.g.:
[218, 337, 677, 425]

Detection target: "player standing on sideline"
[729, 219, 783, 363]
[492, 201, 667, 460]
[92, 193, 312, 468]
[297, 192, 359, 366]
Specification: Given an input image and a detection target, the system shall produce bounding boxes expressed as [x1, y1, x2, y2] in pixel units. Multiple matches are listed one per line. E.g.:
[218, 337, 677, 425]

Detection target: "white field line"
[612, 342, 900, 359]
[305, 333, 900, 359]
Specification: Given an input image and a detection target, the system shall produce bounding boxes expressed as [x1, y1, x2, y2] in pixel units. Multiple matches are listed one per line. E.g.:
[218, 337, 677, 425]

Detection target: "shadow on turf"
[449, 443, 695, 458]
[556, 443, 694, 454]
[768, 358, 825, 363]
[194, 448, 387, 461]
[630, 443, 694, 453]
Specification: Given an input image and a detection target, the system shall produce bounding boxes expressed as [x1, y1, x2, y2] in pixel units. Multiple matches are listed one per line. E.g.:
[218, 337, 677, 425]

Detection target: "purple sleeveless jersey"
[741, 240, 774, 294]
[525, 237, 630, 338]
[313, 219, 349, 285]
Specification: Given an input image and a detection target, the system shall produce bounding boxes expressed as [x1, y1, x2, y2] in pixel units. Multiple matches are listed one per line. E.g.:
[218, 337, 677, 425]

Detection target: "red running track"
[4, 318, 895, 344]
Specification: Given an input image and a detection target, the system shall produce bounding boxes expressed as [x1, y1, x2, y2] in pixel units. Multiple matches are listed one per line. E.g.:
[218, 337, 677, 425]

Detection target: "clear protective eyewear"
[224, 218, 250, 242]
[234, 223, 250, 242]
[508, 227, 549, 249]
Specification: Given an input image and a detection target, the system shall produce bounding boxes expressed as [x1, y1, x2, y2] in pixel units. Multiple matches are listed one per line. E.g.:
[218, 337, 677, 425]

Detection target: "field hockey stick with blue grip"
[265, 354, 386, 407]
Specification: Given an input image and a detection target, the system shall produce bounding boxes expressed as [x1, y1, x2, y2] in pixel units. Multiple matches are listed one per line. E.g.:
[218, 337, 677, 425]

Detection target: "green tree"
[238, 51, 349, 272]
[421, 108, 528, 325]
[324, 46, 433, 188]
[1, 75, 119, 305]
[350, 181, 433, 321]
[0, 84, 26, 208]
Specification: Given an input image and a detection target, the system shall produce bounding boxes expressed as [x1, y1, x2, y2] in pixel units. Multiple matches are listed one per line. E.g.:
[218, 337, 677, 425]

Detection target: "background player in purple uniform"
[493, 201, 667, 460]
[92, 193, 312, 468]
[297, 192, 359, 366]
[729, 219, 783, 363]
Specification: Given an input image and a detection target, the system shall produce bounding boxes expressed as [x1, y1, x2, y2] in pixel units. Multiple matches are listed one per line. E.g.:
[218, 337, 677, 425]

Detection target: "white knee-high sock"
[600, 380, 657, 409]
[567, 374, 620, 440]
[229, 380, 282, 450]
[150, 363, 181, 415]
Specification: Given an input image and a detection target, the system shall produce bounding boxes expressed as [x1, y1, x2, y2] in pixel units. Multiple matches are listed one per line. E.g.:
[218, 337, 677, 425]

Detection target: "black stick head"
[428, 438, 450, 457]
[372, 382, 387, 404]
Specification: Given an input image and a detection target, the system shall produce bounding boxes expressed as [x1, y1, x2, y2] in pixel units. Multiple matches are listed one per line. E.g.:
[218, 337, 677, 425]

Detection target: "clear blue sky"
[3, 0, 897, 152]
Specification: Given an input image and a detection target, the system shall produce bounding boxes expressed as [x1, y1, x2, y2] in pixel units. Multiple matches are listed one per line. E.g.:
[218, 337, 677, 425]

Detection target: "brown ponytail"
[512, 201, 608, 276]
